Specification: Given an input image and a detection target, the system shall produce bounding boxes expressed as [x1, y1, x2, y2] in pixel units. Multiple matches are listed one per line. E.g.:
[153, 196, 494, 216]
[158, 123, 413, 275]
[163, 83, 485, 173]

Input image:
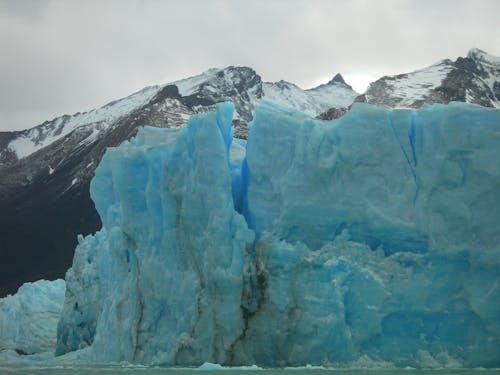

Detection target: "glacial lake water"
[1, 367, 500, 375]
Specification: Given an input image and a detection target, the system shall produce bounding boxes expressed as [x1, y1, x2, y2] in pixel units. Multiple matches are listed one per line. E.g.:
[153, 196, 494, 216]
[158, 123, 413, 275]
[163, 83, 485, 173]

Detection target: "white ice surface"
[0, 279, 65, 354]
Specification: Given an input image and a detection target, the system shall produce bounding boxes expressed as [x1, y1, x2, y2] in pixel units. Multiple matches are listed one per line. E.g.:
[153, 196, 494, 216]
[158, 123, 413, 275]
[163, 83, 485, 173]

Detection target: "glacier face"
[244, 102, 500, 254]
[56, 104, 254, 364]
[56, 102, 500, 367]
[235, 102, 500, 366]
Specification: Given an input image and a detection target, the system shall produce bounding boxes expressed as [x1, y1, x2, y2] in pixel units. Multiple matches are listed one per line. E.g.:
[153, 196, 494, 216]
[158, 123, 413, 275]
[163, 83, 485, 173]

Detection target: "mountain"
[354, 48, 500, 109]
[171, 67, 357, 137]
[0, 67, 357, 296]
[1, 48, 499, 297]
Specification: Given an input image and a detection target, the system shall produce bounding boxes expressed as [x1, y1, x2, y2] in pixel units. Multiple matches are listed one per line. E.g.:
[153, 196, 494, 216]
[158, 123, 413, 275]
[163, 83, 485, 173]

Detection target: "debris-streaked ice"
[3, 101, 500, 368]
[56, 103, 254, 364]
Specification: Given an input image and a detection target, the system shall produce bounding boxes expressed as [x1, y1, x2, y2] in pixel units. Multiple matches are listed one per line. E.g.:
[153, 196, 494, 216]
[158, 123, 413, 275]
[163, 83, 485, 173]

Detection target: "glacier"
[3, 101, 499, 368]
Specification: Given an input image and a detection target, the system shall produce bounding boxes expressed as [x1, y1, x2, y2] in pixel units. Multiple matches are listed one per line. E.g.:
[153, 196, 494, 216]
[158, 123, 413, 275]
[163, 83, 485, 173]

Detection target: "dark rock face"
[182, 67, 263, 122]
[316, 107, 349, 120]
[0, 182, 100, 297]
[494, 82, 500, 98]
[0, 133, 102, 296]
[327, 73, 353, 90]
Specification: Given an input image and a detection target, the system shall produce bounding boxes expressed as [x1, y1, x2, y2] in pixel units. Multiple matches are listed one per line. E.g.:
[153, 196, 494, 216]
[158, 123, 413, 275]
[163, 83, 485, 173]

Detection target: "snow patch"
[173, 68, 219, 96]
[384, 62, 454, 107]
[7, 86, 160, 159]
[260, 81, 357, 116]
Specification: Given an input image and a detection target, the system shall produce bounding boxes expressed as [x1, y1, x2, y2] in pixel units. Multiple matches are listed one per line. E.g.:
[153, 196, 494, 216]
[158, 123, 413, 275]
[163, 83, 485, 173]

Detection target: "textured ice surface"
[237, 102, 500, 366]
[244, 101, 500, 254]
[0, 279, 65, 354]
[54, 102, 500, 367]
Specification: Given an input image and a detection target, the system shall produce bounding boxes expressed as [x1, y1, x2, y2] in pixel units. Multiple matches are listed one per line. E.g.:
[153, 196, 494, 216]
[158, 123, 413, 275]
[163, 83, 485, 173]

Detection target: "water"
[1, 367, 499, 375]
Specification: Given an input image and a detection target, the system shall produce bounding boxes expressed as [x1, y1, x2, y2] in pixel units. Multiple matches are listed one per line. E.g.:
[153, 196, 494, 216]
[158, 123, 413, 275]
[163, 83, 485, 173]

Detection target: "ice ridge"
[53, 101, 500, 367]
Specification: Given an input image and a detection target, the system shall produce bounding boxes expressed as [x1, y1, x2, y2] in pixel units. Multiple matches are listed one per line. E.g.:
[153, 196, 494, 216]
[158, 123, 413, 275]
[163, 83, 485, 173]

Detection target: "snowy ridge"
[174, 66, 358, 119]
[5, 49, 500, 161]
[173, 68, 220, 96]
[4, 66, 359, 160]
[7, 85, 160, 159]
[261, 79, 358, 117]
[360, 48, 500, 109]
[307, 80, 359, 108]
[365, 61, 454, 108]
[468, 48, 500, 107]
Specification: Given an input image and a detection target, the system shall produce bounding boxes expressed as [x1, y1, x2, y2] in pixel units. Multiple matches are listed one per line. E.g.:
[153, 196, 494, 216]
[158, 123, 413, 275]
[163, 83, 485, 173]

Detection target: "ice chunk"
[0, 279, 65, 355]
[197, 362, 262, 370]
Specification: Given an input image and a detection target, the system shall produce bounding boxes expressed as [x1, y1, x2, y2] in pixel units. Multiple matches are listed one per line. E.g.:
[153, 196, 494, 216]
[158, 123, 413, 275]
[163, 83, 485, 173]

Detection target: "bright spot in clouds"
[343, 74, 377, 94]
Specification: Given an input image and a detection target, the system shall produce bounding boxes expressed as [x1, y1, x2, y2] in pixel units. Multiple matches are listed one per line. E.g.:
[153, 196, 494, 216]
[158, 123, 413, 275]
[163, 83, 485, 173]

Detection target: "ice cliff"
[44, 102, 500, 366]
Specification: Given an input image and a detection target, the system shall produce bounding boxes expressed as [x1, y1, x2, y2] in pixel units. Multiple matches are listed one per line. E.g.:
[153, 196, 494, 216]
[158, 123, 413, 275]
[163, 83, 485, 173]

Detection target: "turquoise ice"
[0, 279, 65, 355]
[56, 104, 254, 364]
[50, 101, 500, 367]
[235, 102, 500, 367]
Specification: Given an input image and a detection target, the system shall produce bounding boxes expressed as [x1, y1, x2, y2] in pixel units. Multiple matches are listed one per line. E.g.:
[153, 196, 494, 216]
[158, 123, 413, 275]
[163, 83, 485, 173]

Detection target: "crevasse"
[55, 101, 500, 367]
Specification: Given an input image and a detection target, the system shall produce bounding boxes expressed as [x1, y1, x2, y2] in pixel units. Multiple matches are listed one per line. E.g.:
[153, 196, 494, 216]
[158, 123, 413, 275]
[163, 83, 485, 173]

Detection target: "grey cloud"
[0, 0, 499, 131]
[0, 0, 51, 20]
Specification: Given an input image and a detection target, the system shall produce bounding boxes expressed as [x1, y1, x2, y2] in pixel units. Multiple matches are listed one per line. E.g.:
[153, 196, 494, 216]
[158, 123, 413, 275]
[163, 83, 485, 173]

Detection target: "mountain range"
[0, 48, 499, 296]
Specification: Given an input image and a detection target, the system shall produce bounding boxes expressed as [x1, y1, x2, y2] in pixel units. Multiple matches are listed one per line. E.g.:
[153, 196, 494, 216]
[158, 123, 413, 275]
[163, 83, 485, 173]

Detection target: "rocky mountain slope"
[0, 67, 357, 296]
[355, 48, 500, 109]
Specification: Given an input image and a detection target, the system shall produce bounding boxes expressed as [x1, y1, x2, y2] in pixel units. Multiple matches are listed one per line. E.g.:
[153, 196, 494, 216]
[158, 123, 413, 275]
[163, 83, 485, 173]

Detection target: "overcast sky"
[1, 0, 499, 131]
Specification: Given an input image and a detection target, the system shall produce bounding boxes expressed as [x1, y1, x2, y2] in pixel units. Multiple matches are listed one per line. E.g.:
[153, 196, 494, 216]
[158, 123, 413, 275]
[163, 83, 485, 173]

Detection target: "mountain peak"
[327, 73, 346, 85]
[466, 48, 500, 65]
[359, 48, 500, 109]
[467, 48, 488, 59]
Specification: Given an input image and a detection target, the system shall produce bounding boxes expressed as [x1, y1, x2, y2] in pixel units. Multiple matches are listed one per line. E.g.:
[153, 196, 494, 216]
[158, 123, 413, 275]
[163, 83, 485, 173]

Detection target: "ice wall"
[56, 102, 500, 367]
[234, 102, 500, 366]
[244, 102, 500, 254]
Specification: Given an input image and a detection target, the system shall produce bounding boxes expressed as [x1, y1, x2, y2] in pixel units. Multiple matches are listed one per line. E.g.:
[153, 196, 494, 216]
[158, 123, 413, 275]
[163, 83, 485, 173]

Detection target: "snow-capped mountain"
[170, 66, 357, 134]
[1, 67, 355, 165]
[2, 86, 161, 162]
[0, 67, 357, 296]
[261, 73, 357, 117]
[355, 48, 500, 108]
[1, 48, 498, 297]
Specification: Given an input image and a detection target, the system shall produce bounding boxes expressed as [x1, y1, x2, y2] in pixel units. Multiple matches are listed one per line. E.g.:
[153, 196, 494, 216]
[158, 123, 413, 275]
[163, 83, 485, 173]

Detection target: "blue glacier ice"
[50, 101, 500, 367]
[56, 104, 254, 364]
[0, 279, 65, 355]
